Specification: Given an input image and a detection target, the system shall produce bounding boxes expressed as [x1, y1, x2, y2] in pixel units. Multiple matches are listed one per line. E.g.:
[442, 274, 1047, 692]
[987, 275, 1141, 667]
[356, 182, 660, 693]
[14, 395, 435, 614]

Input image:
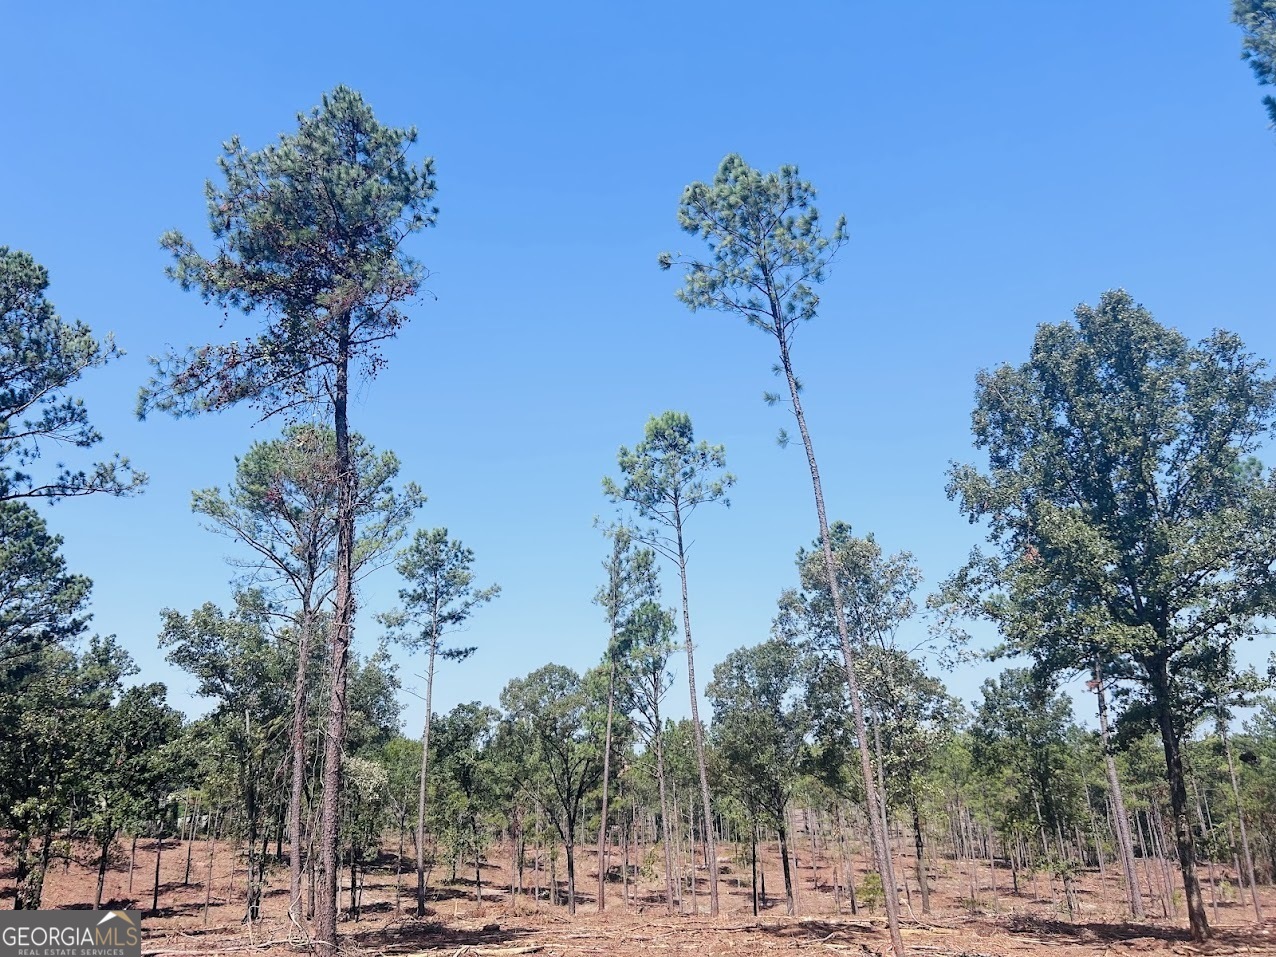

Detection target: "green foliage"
[428, 703, 502, 873]
[381, 527, 499, 661]
[0, 247, 144, 501]
[140, 86, 438, 420]
[784, 521, 921, 655]
[971, 668, 1083, 841]
[157, 592, 290, 849]
[0, 501, 92, 657]
[661, 155, 847, 342]
[346, 644, 404, 757]
[602, 411, 734, 563]
[623, 600, 678, 743]
[0, 636, 142, 908]
[193, 424, 423, 605]
[595, 523, 659, 662]
[940, 292, 1276, 938]
[708, 638, 810, 829]
[500, 664, 607, 845]
[941, 291, 1276, 733]
[84, 681, 187, 845]
[857, 871, 884, 911]
[1232, 1, 1276, 126]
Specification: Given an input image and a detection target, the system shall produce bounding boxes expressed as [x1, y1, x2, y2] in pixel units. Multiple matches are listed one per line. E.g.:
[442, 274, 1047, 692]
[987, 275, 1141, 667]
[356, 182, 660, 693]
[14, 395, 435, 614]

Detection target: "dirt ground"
[10, 837, 1275, 957]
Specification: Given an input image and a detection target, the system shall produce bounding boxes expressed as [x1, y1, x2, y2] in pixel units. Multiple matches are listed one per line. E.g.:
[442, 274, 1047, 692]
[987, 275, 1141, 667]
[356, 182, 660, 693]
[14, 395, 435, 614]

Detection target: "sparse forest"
[5, 6, 1276, 957]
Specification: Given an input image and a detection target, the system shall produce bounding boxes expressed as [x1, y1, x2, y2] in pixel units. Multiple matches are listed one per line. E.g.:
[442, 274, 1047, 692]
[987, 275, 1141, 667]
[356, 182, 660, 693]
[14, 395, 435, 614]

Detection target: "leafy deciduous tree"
[943, 290, 1276, 940]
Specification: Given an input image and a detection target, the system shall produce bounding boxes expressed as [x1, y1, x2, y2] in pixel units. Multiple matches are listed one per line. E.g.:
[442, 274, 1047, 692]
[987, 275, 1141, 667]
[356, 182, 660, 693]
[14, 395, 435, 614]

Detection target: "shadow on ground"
[349, 917, 536, 954]
[1001, 913, 1274, 949]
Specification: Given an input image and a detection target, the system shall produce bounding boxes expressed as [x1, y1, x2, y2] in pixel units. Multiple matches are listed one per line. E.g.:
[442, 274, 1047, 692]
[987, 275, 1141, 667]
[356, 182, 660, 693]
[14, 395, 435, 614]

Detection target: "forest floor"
[9, 837, 1275, 957]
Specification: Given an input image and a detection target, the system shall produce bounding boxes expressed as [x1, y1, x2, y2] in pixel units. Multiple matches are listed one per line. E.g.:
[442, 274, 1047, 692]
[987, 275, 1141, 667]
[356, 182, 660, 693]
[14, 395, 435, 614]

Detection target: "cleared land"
[7, 835, 1274, 957]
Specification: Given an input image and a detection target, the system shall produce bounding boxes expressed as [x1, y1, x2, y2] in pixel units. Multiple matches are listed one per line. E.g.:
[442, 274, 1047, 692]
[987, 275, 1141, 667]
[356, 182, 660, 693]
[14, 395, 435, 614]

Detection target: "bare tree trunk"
[776, 337, 904, 957]
[184, 795, 198, 887]
[416, 636, 438, 917]
[1220, 717, 1264, 924]
[778, 815, 795, 916]
[288, 609, 315, 925]
[751, 820, 760, 916]
[96, 835, 113, 910]
[1095, 662, 1144, 919]
[1148, 659, 1208, 940]
[654, 721, 675, 915]
[204, 812, 218, 926]
[672, 515, 719, 916]
[565, 834, 576, 914]
[596, 659, 617, 913]
[128, 834, 137, 895]
[317, 335, 355, 957]
[911, 801, 931, 915]
[151, 837, 163, 915]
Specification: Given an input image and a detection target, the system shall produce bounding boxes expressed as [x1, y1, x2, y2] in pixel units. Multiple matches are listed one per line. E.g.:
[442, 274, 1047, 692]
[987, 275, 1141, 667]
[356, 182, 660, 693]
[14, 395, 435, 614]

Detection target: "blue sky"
[5, 1, 1275, 730]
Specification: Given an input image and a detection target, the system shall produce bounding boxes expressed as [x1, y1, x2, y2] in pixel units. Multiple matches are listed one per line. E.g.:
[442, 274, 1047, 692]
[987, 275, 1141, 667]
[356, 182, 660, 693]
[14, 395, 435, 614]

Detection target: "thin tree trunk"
[151, 837, 163, 915]
[184, 796, 198, 887]
[1095, 662, 1144, 919]
[776, 336, 904, 957]
[751, 820, 760, 916]
[672, 515, 719, 916]
[565, 835, 576, 914]
[596, 659, 617, 913]
[655, 723, 675, 915]
[395, 804, 405, 915]
[96, 835, 113, 910]
[911, 801, 931, 915]
[1220, 717, 1264, 923]
[416, 637, 438, 917]
[128, 834, 138, 895]
[204, 813, 218, 926]
[288, 609, 315, 925]
[316, 332, 355, 956]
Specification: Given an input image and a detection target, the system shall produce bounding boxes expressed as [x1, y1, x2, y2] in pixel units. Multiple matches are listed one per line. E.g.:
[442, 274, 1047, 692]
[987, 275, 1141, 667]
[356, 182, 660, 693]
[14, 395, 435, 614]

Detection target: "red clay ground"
[8, 837, 1274, 956]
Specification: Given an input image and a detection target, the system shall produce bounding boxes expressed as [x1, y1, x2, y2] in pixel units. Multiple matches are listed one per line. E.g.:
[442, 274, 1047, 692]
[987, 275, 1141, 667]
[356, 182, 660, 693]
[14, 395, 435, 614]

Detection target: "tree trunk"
[751, 820, 759, 916]
[776, 337, 904, 957]
[779, 816, 795, 916]
[911, 801, 931, 915]
[1148, 659, 1209, 940]
[95, 834, 113, 910]
[416, 636, 438, 917]
[317, 334, 355, 957]
[673, 514, 719, 916]
[655, 719, 675, 915]
[151, 837, 163, 915]
[1220, 716, 1264, 924]
[204, 814, 217, 926]
[184, 796, 198, 886]
[565, 835, 576, 914]
[596, 659, 617, 913]
[129, 834, 138, 894]
[288, 608, 315, 924]
[1095, 662, 1144, 919]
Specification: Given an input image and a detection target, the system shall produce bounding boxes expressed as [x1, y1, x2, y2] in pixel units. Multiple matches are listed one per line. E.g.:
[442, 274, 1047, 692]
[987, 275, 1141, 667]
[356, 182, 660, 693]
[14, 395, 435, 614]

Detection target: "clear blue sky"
[5, 1, 1275, 729]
